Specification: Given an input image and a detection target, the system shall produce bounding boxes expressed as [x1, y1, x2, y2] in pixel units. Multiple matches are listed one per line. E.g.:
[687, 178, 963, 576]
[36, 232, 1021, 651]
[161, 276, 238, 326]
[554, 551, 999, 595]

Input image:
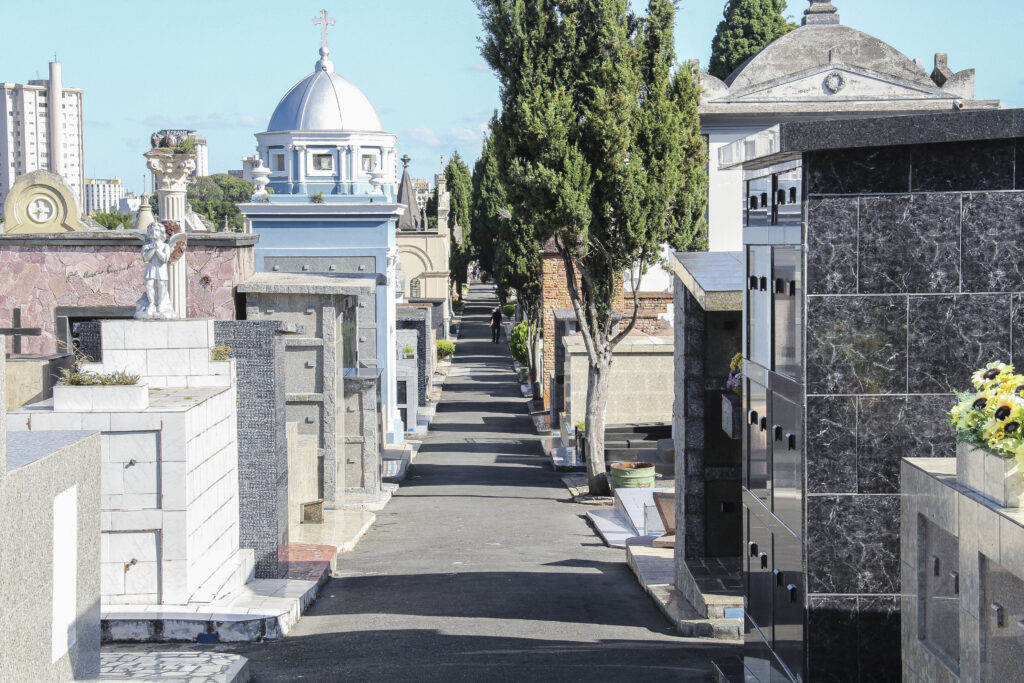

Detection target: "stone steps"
[625, 536, 742, 641]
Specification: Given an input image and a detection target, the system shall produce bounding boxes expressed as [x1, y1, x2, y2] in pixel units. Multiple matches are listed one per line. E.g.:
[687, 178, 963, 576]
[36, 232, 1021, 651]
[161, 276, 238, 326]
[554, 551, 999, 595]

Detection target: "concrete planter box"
[53, 382, 149, 412]
[956, 441, 1024, 508]
[721, 392, 742, 440]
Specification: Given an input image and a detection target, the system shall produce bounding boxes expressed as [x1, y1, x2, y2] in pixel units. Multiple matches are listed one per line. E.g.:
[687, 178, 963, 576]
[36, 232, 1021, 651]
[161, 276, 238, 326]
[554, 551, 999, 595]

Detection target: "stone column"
[145, 148, 197, 319]
[294, 145, 307, 195]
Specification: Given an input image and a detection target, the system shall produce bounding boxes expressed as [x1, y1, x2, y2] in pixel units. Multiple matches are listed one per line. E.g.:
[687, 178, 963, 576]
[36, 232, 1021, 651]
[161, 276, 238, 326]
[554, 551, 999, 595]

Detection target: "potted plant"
[721, 353, 743, 439]
[948, 361, 1024, 507]
[53, 361, 146, 412]
[401, 345, 416, 359]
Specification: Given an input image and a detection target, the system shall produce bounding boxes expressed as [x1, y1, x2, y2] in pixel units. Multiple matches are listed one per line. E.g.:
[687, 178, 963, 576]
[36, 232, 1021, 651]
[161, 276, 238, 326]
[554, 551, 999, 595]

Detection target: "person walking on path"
[489, 306, 502, 343]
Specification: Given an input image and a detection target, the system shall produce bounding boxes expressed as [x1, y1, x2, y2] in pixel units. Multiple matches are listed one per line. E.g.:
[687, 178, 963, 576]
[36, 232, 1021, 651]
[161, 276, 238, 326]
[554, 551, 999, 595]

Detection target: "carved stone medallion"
[823, 71, 846, 94]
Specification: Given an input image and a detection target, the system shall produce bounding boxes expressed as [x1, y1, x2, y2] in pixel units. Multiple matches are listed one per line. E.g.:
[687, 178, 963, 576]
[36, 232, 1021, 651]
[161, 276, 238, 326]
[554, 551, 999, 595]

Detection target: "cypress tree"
[708, 0, 797, 81]
[445, 152, 474, 289]
[477, 0, 707, 494]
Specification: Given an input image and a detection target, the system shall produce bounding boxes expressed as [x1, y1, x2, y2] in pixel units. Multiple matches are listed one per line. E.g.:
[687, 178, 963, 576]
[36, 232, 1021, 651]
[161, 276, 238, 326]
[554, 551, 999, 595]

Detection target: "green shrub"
[436, 339, 455, 360]
[501, 303, 515, 318]
[452, 299, 465, 314]
[510, 321, 531, 366]
[402, 345, 415, 354]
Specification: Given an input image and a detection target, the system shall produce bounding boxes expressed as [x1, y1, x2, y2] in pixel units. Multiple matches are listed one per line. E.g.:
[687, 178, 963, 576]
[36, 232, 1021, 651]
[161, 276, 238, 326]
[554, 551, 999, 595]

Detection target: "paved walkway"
[223, 284, 730, 680]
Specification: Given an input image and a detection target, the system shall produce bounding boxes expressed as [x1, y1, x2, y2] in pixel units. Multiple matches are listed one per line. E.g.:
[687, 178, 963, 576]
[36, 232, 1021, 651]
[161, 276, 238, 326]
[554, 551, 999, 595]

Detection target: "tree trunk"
[585, 350, 613, 496]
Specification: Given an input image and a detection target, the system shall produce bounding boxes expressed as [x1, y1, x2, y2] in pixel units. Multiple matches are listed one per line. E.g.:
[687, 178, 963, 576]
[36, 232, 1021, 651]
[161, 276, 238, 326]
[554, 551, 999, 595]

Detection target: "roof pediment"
[719, 64, 954, 104]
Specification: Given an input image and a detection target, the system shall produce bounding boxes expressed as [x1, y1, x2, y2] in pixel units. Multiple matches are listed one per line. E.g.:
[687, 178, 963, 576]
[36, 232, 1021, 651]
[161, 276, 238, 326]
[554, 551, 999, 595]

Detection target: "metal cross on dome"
[313, 9, 335, 49]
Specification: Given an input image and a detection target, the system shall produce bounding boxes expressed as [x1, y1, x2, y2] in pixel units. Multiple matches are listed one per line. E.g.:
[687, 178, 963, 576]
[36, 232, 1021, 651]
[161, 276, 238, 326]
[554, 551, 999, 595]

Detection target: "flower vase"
[956, 441, 1024, 508]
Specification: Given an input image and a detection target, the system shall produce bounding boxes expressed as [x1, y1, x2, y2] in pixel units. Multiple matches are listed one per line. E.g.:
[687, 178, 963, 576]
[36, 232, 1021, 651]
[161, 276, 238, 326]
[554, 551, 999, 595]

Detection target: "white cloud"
[469, 61, 490, 72]
[445, 122, 488, 145]
[405, 126, 441, 146]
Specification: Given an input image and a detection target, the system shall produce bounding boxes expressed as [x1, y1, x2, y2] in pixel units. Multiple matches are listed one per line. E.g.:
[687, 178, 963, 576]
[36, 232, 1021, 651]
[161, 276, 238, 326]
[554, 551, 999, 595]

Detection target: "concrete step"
[677, 556, 744, 619]
[625, 536, 742, 641]
[585, 508, 633, 548]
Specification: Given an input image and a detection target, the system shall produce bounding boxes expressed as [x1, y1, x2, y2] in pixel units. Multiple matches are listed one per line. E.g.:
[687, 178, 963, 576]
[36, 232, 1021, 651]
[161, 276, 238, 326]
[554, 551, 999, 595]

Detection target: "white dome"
[267, 48, 383, 133]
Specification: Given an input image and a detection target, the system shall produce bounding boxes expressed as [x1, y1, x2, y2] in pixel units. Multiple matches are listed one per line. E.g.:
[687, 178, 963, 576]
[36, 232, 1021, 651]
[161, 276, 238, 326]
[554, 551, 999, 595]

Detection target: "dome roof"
[726, 24, 934, 92]
[267, 48, 383, 133]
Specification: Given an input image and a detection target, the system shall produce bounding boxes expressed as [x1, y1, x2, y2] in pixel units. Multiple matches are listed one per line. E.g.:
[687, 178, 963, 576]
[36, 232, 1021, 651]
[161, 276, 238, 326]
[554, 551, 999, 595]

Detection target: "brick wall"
[540, 244, 673, 404]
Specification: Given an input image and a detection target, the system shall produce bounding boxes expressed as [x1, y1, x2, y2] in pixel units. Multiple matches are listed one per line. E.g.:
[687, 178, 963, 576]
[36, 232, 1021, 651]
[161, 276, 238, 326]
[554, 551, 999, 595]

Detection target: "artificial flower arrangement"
[948, 361, 1024, 461]
[726, 353, 743, 396]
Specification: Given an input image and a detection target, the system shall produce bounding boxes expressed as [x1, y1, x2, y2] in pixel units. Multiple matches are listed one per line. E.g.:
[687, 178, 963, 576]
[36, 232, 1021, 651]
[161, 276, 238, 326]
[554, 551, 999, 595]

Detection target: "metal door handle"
[950, 571, 959, 595]
[787, 433, 796, 450]
[788, 280, 797, 297]
[775, 278, 785, 293]
[787, 584, 798, 603]
[759, 276, 768, 291]
[748, 410, 758, 425]
[759, 417, 768, 432]
[932, 555, 940, 576]
[774, 569, 784, 586]
[749, 541, 758, 557]
[773, 425, 783, 441]
[759, 552, 768, 569]
[749, 275, 758, 290]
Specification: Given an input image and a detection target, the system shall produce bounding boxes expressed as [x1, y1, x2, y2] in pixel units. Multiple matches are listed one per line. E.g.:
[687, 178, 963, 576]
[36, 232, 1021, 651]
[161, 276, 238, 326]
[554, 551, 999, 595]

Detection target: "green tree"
[425, 186, 439, 231]
[708, 0, 797, 80]
[91, 207, 135, 230]
[149, 173, 254, 231]
[478, 0, 708, 494]
[470, 134, 506, 276]
[445, 152, 474, 290]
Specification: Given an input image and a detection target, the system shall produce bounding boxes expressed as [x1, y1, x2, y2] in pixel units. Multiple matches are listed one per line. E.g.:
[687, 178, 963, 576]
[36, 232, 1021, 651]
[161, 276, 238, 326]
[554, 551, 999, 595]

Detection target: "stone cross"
[0, 308, 42, 354]
[28, 197, 55, 222]
[313, 9, 335, 49]
[401, 154, 411, 169]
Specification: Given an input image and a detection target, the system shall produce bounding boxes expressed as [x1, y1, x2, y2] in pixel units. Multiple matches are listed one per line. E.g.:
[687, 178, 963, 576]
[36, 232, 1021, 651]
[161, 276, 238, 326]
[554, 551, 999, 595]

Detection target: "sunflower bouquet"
[949, 362, 1024, 460]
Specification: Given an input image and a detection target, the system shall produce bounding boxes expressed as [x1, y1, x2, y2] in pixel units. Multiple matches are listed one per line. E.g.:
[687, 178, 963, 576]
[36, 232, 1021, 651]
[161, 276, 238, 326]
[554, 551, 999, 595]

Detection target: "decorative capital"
[145, 149, 197, 191]
[803, 0, 840, 25]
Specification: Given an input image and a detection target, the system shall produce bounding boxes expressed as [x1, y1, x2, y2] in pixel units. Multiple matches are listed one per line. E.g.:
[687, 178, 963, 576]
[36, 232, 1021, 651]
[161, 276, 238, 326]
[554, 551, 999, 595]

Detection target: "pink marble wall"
[0, 244, 252, 355]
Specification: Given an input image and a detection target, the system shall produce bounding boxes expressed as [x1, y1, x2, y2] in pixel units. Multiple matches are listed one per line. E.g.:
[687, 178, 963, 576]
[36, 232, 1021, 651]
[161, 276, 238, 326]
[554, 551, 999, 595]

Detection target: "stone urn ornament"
[135, 220, 187, 320]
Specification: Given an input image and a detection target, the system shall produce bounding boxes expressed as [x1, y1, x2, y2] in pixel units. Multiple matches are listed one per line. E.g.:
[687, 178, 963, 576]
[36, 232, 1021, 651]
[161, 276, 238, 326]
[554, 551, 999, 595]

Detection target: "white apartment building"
[0, 61, 85, 212]
[84, 177, 125, 215]
[413, 178, 430, 210]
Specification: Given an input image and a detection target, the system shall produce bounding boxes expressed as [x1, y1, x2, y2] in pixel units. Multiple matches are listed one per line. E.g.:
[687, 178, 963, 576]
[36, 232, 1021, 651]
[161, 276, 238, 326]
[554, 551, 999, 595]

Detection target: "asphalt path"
[225, 283, 731, 681]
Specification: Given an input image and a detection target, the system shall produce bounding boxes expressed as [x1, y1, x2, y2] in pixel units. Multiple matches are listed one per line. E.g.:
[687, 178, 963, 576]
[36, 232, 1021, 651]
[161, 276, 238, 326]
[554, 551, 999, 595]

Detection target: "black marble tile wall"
[857, 395, 956, 493]
[806, 595, 901, 683]
[806, 197, 858, 295]
[911, 139, 1016, 193]
[908, 293, 1011, 392]
[806, 295, 907, 395]
[806, 147, 911, 195]
[806, 396, 857, 494]
[806, 494, 900, 595]
[858, 194, 961, 294]
[962, 191, 1024, 292]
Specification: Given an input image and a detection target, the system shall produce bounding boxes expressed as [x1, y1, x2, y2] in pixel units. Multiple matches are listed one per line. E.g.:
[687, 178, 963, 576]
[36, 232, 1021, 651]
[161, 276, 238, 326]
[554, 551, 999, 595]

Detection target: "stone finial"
[251, 155, 271, 197]
[401, 154, 411, 169]
[931, 53, 954, 87]
[136, 194, 155, 233]
[803, 0, 840, 25]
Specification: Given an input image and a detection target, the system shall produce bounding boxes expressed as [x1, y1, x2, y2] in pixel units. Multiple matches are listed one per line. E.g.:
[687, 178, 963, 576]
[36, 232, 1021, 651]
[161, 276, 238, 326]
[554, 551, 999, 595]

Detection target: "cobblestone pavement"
[130, 284, 733, 681]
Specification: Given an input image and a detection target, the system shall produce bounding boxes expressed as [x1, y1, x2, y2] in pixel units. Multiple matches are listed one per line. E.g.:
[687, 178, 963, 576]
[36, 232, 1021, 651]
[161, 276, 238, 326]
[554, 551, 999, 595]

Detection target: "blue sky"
[1, 0, 1019, 195]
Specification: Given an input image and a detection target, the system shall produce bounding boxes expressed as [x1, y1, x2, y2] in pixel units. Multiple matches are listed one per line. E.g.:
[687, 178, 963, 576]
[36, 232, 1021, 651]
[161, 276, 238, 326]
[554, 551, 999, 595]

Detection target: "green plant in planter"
[402, 345, 415, 355]
[501, 303, 515, 317]
[310, 191, 325, 204]
[510, 321, 531, 366]
[211, 345, 232, 361]
[436, 339, 455, 361]
[58, 365, 140, 386]
[726, 353, 743, 395]
[949, 361, 1024, 459]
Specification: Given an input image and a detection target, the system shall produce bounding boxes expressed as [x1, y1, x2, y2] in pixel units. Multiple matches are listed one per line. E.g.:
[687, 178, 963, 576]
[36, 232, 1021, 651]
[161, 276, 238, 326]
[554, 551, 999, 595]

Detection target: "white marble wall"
[8, 319, 244, 607]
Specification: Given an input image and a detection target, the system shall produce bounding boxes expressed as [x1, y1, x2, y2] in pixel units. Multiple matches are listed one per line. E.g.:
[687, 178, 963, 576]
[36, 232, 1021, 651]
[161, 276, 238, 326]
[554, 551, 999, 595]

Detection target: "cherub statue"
[135, 220, 187, 320]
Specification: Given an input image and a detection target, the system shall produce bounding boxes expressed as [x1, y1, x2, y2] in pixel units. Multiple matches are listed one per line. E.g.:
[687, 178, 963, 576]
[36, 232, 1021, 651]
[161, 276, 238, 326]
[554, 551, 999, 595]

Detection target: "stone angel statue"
[134, 220, 187, 320]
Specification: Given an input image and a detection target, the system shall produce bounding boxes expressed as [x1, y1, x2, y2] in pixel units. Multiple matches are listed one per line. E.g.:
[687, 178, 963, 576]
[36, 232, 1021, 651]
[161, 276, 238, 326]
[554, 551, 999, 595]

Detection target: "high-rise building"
[412, 178, 430, 210]
[0, 61, 85, 212]
[84, 177, 124, 215]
